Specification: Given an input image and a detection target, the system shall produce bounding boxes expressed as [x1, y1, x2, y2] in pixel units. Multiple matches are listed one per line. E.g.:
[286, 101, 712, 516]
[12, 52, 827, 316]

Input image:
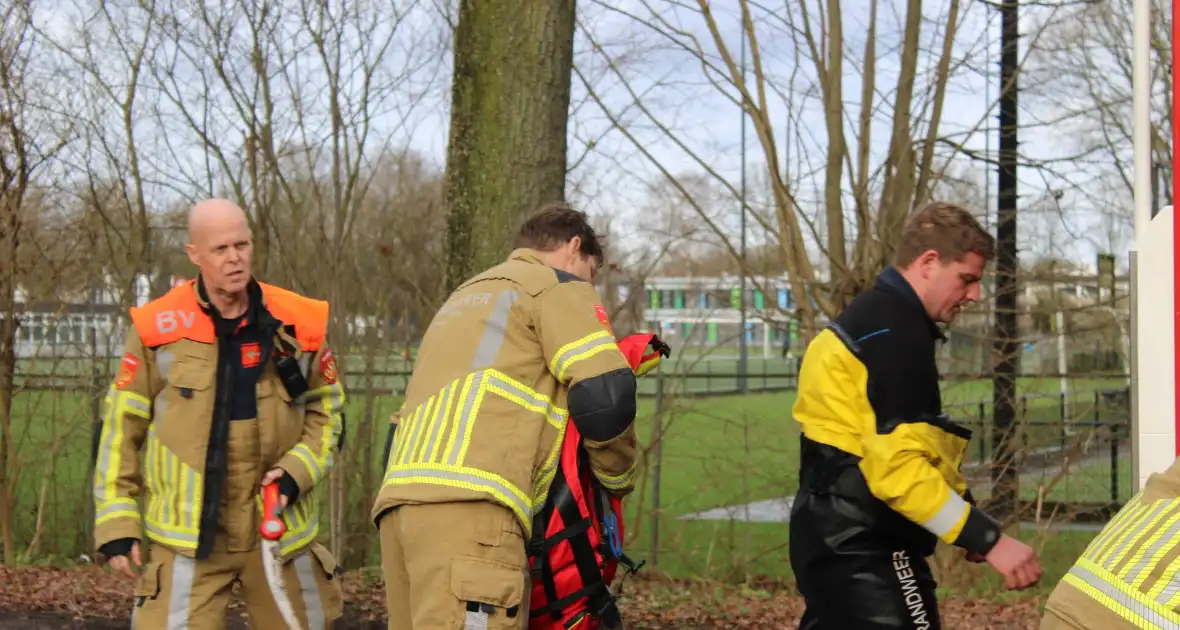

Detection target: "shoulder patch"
[320, 348, 338, 384]
[553, 268, 585, 284]
[594, 304, 614, 334]
[115, 353, 140, 389]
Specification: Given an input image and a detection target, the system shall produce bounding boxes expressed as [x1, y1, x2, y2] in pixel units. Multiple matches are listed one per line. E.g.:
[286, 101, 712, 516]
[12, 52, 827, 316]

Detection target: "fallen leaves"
[0, 565, 1047, 629]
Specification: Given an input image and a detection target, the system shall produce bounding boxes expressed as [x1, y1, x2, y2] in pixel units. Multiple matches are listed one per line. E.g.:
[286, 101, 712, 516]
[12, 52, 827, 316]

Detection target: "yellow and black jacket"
[791, 267, 1001, 558]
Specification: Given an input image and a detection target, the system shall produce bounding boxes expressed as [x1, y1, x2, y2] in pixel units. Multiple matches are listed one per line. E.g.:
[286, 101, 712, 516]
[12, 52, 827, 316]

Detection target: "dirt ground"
[0, 565, 1046, 629]
[0, 610, 386, 629]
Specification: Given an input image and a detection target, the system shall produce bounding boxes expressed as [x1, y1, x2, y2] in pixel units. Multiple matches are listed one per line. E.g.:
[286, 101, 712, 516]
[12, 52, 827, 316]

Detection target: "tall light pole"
[738, 20, 749, 393]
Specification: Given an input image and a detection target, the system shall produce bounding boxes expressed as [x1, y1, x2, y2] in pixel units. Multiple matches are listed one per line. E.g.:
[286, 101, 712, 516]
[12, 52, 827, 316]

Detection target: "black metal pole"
[990, 0, 1020, 523]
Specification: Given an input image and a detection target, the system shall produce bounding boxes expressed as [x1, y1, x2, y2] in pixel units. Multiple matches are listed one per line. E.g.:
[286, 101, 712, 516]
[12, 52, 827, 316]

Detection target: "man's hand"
[984, 534, 1042, 590]
[108, 541, 142, 580]
[261, 467, 290, 509]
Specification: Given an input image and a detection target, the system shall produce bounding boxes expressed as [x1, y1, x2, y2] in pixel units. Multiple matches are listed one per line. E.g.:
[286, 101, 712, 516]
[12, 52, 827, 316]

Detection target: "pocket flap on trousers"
[449, 556, 524, 609]
[133, 560, 162, 599]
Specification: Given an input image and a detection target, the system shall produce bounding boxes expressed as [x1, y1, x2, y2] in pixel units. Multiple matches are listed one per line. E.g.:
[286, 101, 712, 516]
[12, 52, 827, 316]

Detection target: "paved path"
[679, 443, 1127, 533]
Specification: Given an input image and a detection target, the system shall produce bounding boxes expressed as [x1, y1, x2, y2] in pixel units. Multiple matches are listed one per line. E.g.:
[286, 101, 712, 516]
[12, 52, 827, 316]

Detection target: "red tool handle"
[260, 482, 286, 541]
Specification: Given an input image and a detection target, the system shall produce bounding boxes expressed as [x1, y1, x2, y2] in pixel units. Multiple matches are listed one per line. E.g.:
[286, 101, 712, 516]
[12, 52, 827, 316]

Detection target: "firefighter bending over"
[789, 202, 1042, 629]
[1040, 457, 1180, 629]
[370, 204, 639, 630]
[92, 198, 345, 628]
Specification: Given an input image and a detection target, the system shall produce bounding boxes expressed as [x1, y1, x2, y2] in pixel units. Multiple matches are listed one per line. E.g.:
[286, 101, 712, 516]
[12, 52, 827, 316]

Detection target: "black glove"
[649, 334, 672, 359]
[99, 537, 137, 560]
[277, 471, 300, 505]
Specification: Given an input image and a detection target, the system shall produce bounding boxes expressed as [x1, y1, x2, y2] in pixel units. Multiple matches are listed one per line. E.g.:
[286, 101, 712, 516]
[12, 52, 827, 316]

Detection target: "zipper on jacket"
[197, 333, 237, 559]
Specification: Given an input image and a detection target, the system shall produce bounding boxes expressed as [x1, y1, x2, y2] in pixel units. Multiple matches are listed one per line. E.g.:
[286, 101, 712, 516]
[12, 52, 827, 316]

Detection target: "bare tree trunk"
[0, 203, 18, 565]
[443, 0, 577, 292]
[0, 1, 35, 566]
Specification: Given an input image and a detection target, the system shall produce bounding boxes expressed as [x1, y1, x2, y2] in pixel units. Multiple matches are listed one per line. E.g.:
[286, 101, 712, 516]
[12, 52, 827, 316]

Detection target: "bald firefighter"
[371, 204, 639, 630]
[92, 198, 345, 628]
[790, 202, 1042, 629]
[1040, 458, 1180, 629]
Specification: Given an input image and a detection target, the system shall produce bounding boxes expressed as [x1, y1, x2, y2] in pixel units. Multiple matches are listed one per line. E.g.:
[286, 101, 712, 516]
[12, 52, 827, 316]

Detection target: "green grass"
[5, 367, 1129, 601]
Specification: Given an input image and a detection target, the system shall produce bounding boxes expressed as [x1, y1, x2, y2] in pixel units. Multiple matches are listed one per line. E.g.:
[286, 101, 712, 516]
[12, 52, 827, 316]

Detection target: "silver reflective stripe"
[1105, 501, 1172, 569]
[145, 521, 200, 545]
[168, 555, 196, 630]
[552, 333, 615, 379]
[446, 373, 487, 466]
[1154, 567, 1180, 606]
[1066, 563, 1168, 629]
[125, 397, 151, 415]
[94, 390, 119, 503]
[921, 492, 968, 538]
[383, 467, 530, 522]
[1124, 510, 1180, 585]
[485, 372, 565, 428]
[295, 552, 325, 630]
[471, 289, 519, 370]
[464, 610, 489, 630]
[156, 350, 174, 381]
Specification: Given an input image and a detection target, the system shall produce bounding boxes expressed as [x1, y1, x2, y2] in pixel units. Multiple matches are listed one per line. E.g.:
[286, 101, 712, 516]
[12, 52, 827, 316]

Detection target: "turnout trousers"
[379, 500, 530, 630]
[130, 419, 343, 629]
[791, 492, 942, 630]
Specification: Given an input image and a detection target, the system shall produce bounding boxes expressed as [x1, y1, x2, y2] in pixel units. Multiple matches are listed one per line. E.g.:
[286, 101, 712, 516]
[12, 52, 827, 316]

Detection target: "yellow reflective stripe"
[1115, 505, 1180, 585]
[531, 420, 570, 507]
[289, 444, 322, 481]
[1065, 557, 1179, 629]
[95, 498, 140, 526]
[409, 396, 438, 462]
[92, 389, 150, 509]
[169, 439, 181, 529]
[1090, 500, 1151, 565]
[550, 331, 617, 382]
[443, 373, 478, 464]
[1084, 494, 1141, 560]
[595, 464, 636, 492]
[1106, 501, 1174, 574]
[426, 383, 458, 462]
[252, 490, 320, 557]
[450, 374, 488, 465]
[145, 522, 199, 549]
[291, 383, 346, 486]
[411, 391, 443, 462]
[484, 371, 566, 429]
[383, 463, 533, 534]
[455, 377, 491, 465]
[142, 426, 205, 546]
[392, 404, 422, 465]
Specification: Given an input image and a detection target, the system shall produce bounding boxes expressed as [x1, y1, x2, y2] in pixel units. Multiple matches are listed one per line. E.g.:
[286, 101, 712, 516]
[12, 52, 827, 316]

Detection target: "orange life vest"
[527, 333, 668, 630]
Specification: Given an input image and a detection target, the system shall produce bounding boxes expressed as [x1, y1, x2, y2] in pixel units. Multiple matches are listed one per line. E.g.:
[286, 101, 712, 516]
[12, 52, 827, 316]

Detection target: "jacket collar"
[508, 248, 548, 266]
[875, 266, 946, 341]
[195, 274, 261, 333]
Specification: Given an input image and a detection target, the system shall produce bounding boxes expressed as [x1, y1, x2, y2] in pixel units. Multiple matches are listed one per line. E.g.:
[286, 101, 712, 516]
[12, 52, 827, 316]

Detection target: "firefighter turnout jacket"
[791, 266, 1002, 558]
[92, 278, 346, 562]
[1041, 458, 1180, 630]
[371, 248, 640, 536]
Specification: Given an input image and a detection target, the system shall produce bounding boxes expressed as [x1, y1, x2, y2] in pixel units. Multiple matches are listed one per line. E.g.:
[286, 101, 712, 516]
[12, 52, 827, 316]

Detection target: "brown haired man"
[789, 202, 1042, 629]
[370, 203, 640, 629]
